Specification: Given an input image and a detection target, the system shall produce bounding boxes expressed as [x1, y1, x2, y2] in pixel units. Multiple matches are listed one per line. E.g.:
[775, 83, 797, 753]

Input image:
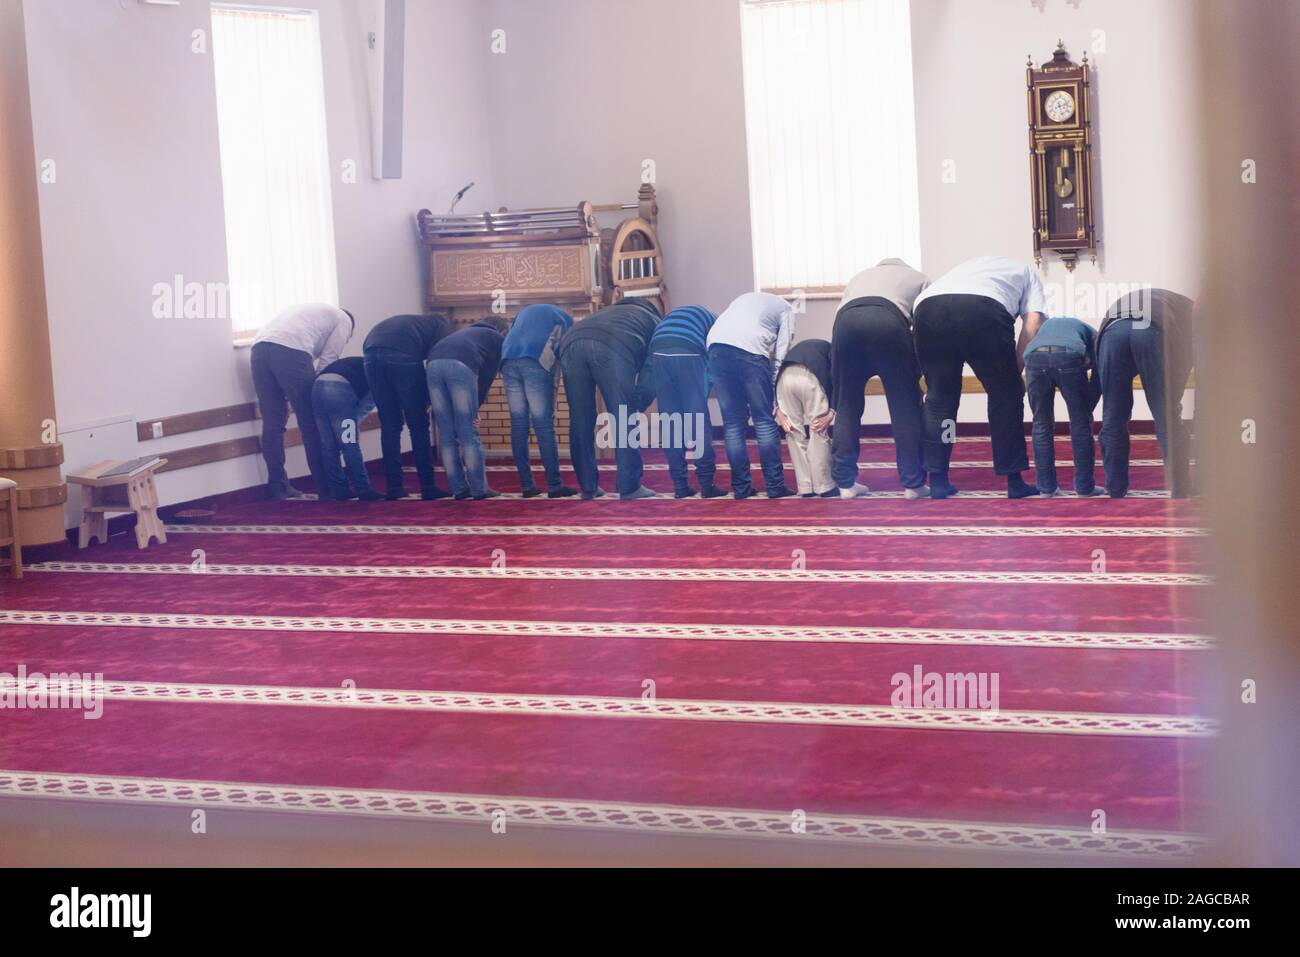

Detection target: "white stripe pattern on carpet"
[383, 489, 1176, 500]
[471, 460, 1168, 472]
[0, 609, 1213, 651]
[0, 769, 1205, 858]
[165, 523, 1207, 538]
[0, 677, 1216, 738]
[27, 561, 1213, 587]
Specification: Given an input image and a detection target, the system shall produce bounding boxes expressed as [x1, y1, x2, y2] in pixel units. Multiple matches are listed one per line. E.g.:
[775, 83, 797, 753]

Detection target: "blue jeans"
[501, 358, 564, 493]
[1097, 320, 1192, 497]
[559, 338, 644, 495]
[311, 376, 379, 499]
[363, 347, 439, 496]
[426, 359, 488, 497]
[652, 352, 717, 493]
[707, 343, 786, 495]
[1025, 350, 1099, 494]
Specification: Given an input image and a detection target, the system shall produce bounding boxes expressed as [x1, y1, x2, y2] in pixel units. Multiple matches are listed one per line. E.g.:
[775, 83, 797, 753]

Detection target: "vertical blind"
[211, 5, 339, 339]
[740, 0, 922, 293]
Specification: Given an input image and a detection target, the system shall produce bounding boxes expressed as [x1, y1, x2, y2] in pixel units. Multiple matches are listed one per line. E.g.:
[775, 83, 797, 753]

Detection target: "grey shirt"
[838, 259, 930, 325]
[1098, 288, 1195, 339]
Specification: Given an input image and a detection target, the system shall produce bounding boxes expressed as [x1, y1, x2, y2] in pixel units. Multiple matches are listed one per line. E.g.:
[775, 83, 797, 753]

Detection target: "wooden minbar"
[416, 184, 669, 457]
[415, 183, 667, 324]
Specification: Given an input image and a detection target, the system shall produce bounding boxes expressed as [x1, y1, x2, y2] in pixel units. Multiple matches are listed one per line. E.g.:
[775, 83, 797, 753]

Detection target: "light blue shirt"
[707, 292, 795, 383]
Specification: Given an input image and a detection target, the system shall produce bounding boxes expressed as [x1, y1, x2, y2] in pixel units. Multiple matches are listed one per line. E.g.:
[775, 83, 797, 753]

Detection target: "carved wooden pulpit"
[415, 184, 668, 463]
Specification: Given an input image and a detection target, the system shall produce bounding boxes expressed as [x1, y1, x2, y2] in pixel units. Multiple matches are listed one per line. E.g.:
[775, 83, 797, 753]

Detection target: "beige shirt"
[838, 259, 930, 324]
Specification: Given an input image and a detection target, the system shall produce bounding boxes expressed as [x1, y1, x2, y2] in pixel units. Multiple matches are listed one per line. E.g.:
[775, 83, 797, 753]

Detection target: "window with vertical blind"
[739, 0, 921, 296]
[210, 4, 339, 340]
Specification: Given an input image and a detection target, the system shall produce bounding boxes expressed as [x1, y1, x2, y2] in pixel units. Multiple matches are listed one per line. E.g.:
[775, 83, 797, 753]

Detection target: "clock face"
[1044, 90, 1076, 123]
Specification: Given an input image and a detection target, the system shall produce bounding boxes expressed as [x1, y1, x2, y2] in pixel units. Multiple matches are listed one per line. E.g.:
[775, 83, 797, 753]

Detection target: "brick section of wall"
[477, 375, 571, 456]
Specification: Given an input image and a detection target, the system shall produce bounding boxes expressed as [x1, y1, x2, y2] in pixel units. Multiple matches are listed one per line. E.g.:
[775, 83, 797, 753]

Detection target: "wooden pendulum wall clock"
[1026, 41, 1098, 270]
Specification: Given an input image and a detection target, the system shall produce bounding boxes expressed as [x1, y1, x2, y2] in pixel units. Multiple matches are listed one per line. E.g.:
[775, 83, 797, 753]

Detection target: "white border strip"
[796, 435, 1165, 446]
[0, 677, 1216, 738]
[381, 489, 1175, 500]
[0, 769, 1206, 858]
[165, 523, 1208, 539]
[28, 561, 1212, 587]
[0, 609, 1213, 651]
[475, 460, 1167, 473]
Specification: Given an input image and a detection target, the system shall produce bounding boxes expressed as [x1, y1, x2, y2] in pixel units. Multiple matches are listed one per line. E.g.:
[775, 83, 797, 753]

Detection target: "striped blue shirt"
[650, 305, 717, 355]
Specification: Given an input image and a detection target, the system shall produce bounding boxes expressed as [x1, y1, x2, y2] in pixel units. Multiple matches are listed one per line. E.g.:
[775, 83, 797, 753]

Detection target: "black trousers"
[913, 293, 1029, 476]
[363, 347, 439, 496]
[830, 298, 925, 489]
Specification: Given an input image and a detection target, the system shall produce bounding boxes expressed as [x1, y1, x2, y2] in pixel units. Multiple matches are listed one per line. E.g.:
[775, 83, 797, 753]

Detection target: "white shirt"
[707, 292, 795, 382]
[253, 303, 353, 371]
[913, 256, 1047, 320]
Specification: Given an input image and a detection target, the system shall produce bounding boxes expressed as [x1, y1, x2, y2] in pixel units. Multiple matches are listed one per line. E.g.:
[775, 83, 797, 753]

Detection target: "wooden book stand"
[68, 459, 168, 550]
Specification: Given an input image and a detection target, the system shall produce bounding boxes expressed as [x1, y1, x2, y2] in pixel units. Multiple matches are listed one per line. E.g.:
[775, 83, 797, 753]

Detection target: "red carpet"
[0, 436, 1212, 859]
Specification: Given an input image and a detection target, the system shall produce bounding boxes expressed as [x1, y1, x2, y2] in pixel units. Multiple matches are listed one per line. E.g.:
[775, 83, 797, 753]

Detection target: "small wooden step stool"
[67, 459, 168, 550]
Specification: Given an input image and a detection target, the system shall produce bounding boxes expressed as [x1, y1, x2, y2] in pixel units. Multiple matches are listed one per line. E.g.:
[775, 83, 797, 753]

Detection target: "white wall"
[482, 0, 756, 317]
[909, 0, 1201, 293]
[23, 0, 497, 510]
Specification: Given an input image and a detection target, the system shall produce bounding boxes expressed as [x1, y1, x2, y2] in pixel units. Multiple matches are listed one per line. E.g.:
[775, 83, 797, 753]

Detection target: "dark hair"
[630, 298, 662, 319]
[342, 309, 356, 332]
[477, 315, 511, 335]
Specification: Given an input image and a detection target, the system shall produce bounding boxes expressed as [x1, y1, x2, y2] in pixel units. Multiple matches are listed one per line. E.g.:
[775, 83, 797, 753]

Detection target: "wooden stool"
[0, 477, 21, 578]
[67, 459, 168, 550]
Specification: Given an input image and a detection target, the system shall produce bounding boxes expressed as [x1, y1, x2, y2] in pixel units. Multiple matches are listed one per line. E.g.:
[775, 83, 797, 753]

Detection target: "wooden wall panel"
[135, 403, 258, 442]
[151, 413, 381, 474]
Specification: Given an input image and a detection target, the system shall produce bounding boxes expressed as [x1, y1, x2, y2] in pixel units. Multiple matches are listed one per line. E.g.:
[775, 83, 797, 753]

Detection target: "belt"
[1033, 345, 1074, 353]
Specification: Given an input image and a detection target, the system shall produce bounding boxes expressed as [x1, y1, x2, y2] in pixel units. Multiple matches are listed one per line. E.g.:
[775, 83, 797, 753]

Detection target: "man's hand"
[1017, 310, 1044, 374]
[810, 409, 835, 434]
[774, 408, 794, 433]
